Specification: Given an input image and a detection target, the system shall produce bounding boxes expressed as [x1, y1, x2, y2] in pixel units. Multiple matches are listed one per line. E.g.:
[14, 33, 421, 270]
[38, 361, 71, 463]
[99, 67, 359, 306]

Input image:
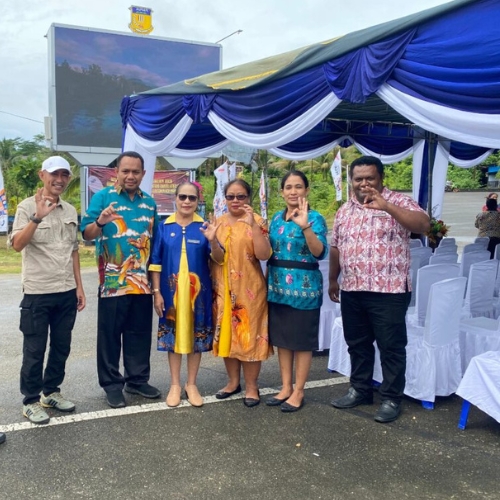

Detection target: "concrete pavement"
[1, 191, 499, 499]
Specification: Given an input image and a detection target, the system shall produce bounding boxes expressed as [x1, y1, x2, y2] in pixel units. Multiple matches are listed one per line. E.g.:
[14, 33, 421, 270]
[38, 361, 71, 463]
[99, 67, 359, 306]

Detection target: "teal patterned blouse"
[267, 209, 328, 310]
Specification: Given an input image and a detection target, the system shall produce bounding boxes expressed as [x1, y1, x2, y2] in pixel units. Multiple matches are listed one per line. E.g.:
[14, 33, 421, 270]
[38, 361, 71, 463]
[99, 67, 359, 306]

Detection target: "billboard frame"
[47, 23, 222, 155]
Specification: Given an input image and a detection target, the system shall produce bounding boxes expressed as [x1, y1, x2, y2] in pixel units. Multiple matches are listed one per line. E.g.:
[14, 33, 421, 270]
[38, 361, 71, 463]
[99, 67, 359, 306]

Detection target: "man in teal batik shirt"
[81, 151, 160, 408]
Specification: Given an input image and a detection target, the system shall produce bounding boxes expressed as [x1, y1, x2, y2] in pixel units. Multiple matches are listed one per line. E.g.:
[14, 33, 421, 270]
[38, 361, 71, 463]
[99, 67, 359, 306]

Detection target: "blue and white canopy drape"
[122, 0, 500, 218]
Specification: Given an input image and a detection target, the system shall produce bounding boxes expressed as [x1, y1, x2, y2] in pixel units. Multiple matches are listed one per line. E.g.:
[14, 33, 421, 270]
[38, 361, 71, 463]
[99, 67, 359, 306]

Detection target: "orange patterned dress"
[211, 214, 272, 361]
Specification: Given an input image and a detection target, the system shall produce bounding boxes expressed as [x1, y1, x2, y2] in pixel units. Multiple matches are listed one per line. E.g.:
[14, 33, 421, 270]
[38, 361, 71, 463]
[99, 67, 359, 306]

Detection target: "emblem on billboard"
[129, 6, 154, 34]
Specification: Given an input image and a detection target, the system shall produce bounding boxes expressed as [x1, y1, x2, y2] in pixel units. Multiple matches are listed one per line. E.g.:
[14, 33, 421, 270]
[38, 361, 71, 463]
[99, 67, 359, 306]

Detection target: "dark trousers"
[19, 290, 77, 405]
[97, 294, 153, 393]
[487, 237, 500, 259]
[340, 290, 411, 403]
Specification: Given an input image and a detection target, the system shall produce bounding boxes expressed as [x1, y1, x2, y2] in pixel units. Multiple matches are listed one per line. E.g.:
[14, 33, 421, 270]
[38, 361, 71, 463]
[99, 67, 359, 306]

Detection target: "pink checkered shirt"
[331, 188, 426, 293]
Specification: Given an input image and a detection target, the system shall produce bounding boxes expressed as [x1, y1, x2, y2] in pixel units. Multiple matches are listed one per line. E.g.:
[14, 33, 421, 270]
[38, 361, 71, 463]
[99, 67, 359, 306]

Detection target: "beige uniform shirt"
[11, 196, 79, 294]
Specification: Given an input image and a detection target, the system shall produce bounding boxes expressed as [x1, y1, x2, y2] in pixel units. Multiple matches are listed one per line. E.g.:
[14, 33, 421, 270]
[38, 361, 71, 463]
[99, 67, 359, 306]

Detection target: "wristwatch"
[30, 214, 42, 224]
[95, 218, 106, 228]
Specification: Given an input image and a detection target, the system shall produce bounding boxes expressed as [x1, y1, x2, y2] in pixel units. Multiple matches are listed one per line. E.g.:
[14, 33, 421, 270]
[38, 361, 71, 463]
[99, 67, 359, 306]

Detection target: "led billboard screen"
[48, 25, 221, 152]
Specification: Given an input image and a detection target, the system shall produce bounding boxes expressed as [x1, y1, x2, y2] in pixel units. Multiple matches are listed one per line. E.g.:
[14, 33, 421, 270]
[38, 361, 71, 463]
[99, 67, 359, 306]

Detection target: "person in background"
[210, 179, 272, 407]
[149, 182, 213, 408]
[81, 151, 160, 409]
[10, 156, 86, 424]
[329, 156, 429, 423]
[266, 171, 328, 412]
[482, 193, 499, 212]
[475, 197, 500, 258]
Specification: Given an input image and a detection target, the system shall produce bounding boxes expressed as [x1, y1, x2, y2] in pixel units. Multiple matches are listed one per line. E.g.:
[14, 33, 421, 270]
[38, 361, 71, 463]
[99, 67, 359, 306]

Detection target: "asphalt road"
[0, 191, 499, 500]
[440, 190, 490, 252]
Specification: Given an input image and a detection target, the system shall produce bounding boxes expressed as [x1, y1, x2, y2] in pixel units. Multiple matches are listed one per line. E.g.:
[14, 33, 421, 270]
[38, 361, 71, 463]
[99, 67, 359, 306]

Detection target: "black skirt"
[268, 302, 320, 351]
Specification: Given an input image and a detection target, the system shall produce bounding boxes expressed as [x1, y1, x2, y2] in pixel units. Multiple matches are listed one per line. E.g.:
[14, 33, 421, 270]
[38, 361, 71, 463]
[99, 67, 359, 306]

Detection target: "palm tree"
[0, 137, 22, 175]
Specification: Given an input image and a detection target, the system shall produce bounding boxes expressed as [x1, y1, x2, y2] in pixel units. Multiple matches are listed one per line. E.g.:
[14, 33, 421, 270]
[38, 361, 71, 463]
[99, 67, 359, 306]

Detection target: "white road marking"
[0, 376, 349, 433]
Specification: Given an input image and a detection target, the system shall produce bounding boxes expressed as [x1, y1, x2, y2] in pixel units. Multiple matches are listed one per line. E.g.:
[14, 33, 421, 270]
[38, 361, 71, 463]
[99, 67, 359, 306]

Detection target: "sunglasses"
[177, 194, 198, 202]
[225, 194, 248, 201]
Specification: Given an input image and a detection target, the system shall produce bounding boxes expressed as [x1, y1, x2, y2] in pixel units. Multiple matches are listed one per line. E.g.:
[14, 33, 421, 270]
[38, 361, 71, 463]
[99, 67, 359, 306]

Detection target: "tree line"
[1, 135, 498, 218]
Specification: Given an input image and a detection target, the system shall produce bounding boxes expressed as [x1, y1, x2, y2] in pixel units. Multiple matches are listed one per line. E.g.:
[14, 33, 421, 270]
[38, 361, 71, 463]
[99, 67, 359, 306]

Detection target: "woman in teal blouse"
[266, 171, 328, 412]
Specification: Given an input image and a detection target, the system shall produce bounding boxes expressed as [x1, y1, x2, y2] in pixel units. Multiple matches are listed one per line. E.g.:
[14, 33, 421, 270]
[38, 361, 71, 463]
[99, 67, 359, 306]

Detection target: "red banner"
[87, 167, 189, 214]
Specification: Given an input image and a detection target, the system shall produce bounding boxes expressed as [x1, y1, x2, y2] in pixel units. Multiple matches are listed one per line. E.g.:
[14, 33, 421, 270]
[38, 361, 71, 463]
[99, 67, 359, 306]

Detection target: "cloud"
[0, 0, 451, 141]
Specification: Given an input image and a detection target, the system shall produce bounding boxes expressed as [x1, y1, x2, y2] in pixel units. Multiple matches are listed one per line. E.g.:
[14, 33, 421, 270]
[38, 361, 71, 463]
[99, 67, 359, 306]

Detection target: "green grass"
[0, 234, 96, 274]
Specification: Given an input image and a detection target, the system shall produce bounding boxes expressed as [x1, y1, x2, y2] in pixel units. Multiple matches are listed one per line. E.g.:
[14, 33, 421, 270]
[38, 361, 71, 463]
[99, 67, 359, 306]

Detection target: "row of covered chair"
[324, 251, 500, 409]
[409, 236, 490, 252]
[325, 236, 500, 426]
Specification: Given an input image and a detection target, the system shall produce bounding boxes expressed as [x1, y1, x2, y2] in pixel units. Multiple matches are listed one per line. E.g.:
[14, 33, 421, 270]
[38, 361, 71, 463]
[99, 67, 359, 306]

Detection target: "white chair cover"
[438, 237, 456, 247]
[410, 247, 433, 268]
[409, 239, 423, 248]
[463, 243, 488, 254]
[459, 250, 491, 278]
[456, 351, 500, 425]
[327, 316, 383, 382]
[328, 317, 351, 376]
[407, 263, 460, 327]
[494, 244, 500, 261]
[405, 277, 467, 403]
[409, 255, 421, 307]
[463, 260, 498, 319]
[493, 246, 500, 297]
[474, 236, 490, 249]
[434, 244, 458, 255]
[318, 259, 341, 351]
[429, 253, 458, 265]
[459, 316, 500, 374]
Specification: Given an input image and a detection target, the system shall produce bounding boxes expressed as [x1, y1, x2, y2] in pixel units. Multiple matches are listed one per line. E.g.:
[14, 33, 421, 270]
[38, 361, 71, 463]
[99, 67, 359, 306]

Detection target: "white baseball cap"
[41, 156, 71, 174]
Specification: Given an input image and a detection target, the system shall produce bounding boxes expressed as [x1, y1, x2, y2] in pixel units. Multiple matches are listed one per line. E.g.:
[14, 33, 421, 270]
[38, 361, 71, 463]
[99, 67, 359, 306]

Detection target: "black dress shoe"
[215, 384, 242, 400]
[281, 400, 304, 413]
[265, 396, 290, 407]
[331, 387, 373, 409]
[106, 390, 126, 408]
[374, 400, 401, 423]
[0, 432, 6, 444]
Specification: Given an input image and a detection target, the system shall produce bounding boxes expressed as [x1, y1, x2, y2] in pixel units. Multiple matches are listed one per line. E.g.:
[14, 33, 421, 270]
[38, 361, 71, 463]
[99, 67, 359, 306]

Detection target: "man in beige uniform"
[11, 156, 86, 424]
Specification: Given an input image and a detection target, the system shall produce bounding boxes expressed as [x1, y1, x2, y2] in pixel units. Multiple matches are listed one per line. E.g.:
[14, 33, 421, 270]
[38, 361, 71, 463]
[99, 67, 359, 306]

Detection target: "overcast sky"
[0, 0, 452, 142]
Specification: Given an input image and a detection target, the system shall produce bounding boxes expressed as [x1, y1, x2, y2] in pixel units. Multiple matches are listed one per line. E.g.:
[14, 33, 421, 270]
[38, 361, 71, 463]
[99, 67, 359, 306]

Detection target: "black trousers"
[97, 294, 153, 393]
[19, 289, 77, 405]
[340, 290, 411, 403]
[487, 237, 500, 259]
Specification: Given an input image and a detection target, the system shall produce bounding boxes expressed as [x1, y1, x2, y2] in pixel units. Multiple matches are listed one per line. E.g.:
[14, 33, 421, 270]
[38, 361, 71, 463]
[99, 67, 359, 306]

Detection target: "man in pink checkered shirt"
[329, 156, 430, 423]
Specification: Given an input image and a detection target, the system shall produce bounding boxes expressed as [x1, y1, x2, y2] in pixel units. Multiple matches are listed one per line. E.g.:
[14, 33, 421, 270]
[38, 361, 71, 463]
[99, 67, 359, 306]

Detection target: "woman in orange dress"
[208, 179, 272, 407]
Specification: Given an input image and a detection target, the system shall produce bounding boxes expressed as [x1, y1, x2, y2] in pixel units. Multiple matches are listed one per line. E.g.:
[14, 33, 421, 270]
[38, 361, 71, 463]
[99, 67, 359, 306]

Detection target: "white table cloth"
[456, 350, 500, 426]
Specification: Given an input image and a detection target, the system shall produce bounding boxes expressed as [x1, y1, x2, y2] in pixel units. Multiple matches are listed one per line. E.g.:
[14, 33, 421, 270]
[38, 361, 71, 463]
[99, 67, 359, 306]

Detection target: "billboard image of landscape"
[50, 25, 221, 150]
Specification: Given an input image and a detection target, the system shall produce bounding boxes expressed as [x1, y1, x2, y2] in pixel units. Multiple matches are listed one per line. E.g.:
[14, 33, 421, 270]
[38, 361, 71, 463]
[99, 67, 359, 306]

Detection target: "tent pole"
[427, 132, 437, 218]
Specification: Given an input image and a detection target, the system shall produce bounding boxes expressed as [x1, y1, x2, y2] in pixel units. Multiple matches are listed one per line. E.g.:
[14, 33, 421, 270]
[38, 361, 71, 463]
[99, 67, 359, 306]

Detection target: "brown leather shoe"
[166, 385, 182, 407]
[185, 385, 203, 407]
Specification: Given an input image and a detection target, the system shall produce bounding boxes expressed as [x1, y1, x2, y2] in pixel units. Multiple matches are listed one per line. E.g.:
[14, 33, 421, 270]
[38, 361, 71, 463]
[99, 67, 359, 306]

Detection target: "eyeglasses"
[225, 194, 248, 201]
[177, 194, 198, 202]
